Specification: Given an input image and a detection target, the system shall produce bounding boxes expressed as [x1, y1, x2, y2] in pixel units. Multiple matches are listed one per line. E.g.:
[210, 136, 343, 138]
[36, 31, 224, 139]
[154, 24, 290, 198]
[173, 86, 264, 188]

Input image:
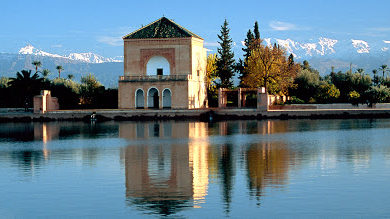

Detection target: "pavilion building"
[118, 17, 207, 109]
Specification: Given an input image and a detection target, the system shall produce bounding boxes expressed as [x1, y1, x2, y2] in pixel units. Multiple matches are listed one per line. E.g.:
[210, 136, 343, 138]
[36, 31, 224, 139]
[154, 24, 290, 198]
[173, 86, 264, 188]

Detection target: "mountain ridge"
[18, 45, 122, 64]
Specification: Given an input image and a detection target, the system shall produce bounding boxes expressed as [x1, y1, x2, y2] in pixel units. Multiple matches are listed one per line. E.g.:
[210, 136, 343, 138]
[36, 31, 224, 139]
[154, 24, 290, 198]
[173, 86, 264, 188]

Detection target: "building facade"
[118, 17, 207, 109]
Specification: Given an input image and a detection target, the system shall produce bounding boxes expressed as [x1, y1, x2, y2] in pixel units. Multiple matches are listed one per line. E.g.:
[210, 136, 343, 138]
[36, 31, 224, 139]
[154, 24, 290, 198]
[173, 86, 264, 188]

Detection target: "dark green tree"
[50, 78, 80, 109]
[32, 61, 42, 73]
[67, 74, 74, 80]
[372, 69, 379, 85]
[41, 69, 51, 79]
[288, 54, 294, 67]
[290, 69, 320, 102]
[56, 65, 63, 78]
[8, 70, 43, 107]
[216, 19, 235, 88]
[79, 73, 104, 107]
[254, 21, 260, 39]
[379, 65, 389, 78]
[242, 30, 254, 60]
[238, 30, 255, 87]
[302, 60, 310, 70]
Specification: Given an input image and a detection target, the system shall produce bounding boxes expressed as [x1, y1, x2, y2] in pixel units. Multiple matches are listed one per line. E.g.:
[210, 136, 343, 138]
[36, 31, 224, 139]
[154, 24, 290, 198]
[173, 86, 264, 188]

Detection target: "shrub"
[50, 78, 81, 109]
[315, 82, 340, 103]
[286, 96, 305, 104]
[348, 90, 361, 105]
[364, 85, 390, 106]
[289, 69, 320, 102]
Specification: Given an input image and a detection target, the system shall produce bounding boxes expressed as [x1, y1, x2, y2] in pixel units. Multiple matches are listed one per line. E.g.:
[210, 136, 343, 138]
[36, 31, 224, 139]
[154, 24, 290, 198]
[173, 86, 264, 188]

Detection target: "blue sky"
[1, 0, 390, 57]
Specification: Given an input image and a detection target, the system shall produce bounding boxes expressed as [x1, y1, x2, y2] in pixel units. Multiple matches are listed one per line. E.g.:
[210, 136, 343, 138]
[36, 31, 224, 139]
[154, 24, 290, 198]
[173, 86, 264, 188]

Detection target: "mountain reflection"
[0, 119, 385, 216]
[0, 122, 119, 173]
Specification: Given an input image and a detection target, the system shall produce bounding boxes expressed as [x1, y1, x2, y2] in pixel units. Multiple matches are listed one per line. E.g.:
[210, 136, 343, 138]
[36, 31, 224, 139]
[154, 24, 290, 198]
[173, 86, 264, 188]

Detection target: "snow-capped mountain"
[260, 37, 389, 59]
[351, 39, 370, 54]
[0, 45, 123, 87]
[19, 45, 64, 58]
[67, 52, 121, 63]
[18, 45, 122, 63]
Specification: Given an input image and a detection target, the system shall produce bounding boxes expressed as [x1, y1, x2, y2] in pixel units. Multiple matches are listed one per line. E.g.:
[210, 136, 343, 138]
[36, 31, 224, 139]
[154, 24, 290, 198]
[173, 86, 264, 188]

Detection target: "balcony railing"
[119, 74, 192, 82]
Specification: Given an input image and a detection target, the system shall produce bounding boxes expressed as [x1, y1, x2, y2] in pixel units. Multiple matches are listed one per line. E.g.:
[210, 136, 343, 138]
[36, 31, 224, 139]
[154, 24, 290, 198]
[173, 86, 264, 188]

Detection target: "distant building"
[118, 17, 207, 109]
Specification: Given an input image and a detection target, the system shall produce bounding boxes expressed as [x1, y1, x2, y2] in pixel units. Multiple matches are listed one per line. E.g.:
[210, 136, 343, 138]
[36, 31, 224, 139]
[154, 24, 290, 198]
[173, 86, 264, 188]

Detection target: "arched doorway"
[162, 89, 172, 109]
[146, 56, 170, 76]
[148, 88, 159, 109]
[135, 89, 144, 109]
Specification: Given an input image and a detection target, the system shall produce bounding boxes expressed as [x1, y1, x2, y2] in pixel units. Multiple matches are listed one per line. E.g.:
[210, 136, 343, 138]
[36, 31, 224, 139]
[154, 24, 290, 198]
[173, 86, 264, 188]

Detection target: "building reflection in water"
[120, 120, 296, 215]
[34, 123, 60, 160]
[121, 122, 211, 215]
[1, 119, 380, 215]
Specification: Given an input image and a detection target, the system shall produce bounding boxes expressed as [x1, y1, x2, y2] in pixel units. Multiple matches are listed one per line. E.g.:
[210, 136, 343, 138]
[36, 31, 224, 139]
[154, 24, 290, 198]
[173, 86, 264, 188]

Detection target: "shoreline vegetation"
[1, 20, 390, 121]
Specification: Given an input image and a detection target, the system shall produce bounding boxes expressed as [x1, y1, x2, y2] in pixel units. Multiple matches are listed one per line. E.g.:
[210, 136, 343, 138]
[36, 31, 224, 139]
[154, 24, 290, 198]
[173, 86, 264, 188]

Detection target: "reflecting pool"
[1, 119, 390, 217]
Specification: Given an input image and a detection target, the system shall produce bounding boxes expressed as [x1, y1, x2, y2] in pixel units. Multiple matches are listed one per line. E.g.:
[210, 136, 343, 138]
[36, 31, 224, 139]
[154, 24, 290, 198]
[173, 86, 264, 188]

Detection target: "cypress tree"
[242, 29, 254, 60]
[238, 30, 254, 87]
[288, 54, 295, 67]
[217, 19, 235, 88]
[254, 21, 260, 39]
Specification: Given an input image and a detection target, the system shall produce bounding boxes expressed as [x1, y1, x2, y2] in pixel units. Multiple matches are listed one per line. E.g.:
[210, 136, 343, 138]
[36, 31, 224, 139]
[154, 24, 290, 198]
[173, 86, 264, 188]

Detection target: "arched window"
[162, 89, 172, 109]
[146, 56, 170, 76]
[135, 89, 144, 109]
[147, 88, 159, 109]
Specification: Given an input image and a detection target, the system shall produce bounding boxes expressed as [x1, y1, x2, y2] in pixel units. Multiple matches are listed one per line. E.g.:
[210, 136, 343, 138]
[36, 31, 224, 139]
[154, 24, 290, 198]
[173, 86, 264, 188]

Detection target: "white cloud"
[269, 21, 297, 31]
[204, 41, 219, 47]
[382, 47, 389, 52]
[97, 36, 122, 46]
[384, 40, 390, 44]
[240, 41, 245, 47]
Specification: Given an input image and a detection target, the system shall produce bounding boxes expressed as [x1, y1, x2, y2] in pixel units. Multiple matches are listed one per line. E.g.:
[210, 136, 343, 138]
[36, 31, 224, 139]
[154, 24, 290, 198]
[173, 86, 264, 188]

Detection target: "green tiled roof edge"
[123, 17, 203, 40]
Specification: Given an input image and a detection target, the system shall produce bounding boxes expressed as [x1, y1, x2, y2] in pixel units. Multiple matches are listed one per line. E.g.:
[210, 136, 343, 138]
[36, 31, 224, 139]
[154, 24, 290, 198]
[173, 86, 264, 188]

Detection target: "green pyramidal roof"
[123, 17, 203, 40]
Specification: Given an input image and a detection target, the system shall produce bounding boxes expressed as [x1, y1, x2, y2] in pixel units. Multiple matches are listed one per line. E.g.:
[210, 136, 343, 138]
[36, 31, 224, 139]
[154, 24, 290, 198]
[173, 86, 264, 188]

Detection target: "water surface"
[1, 119, 390, 217]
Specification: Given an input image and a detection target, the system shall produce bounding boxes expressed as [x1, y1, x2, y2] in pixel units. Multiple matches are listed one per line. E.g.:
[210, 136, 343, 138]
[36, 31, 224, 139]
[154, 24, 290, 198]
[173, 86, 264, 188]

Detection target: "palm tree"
[56, 65, 63, 78]
[373, 69, 379, 85]
[67, 74, 74, 80]
[357, 68, 364, 76]
[8, 70, 43, 108]
[41, 69, 51, 79]
[32, 61, 42, 73]
[379, 65, 389, 78]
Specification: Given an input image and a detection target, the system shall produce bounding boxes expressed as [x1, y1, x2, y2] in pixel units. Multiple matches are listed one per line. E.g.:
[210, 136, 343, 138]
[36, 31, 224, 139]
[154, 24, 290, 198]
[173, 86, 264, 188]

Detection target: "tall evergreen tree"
[254, 21, 260, 39]
[238, 30, 255, 87]
[242, 30, 254, 60]
[216, 19, 235, 88]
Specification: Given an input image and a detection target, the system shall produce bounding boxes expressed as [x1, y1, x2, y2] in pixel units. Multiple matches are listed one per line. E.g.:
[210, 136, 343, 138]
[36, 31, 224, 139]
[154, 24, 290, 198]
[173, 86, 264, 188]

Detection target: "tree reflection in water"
[1, 119, 387, 217]
[246, 141, 291, 205]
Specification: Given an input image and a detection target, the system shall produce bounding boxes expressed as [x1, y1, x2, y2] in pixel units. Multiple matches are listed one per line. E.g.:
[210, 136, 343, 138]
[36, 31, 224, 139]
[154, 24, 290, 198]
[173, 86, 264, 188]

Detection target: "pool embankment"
[2, 108, 390, 122]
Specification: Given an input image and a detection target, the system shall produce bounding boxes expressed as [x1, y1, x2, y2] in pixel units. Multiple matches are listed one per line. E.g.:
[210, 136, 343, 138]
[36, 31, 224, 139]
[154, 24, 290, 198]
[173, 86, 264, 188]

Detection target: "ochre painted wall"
[119, 80, 189, 109]
[119, 37, 207, 109]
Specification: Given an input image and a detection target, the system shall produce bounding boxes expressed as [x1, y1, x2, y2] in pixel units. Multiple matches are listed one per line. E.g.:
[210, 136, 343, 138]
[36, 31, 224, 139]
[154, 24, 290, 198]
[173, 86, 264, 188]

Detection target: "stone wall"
[33, 90, 59, 114]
